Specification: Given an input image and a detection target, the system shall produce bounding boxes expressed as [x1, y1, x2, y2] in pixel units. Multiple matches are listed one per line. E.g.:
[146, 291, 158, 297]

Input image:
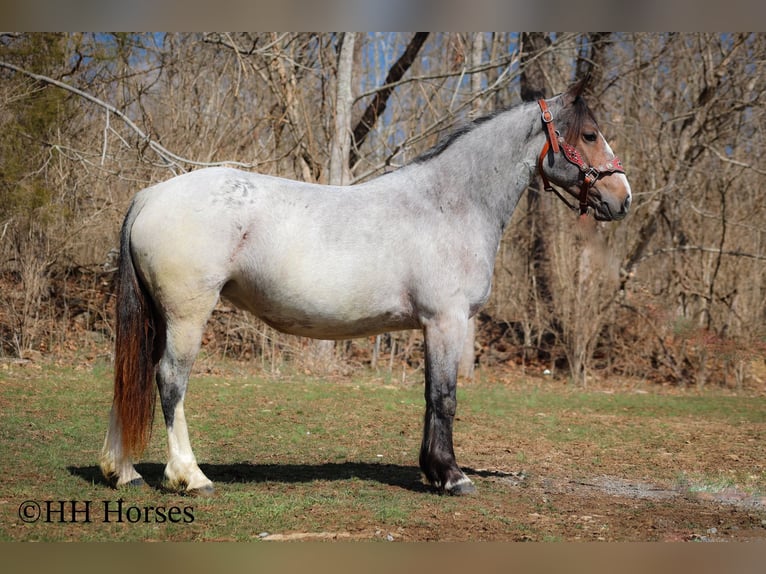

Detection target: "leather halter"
[537, 99, 625, 216]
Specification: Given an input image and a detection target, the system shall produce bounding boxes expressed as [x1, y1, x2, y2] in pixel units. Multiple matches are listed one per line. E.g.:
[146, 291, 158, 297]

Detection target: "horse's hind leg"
[158, 308, 217, 496]
[101, 408, 146, 487]
[419, 312, 475, 495]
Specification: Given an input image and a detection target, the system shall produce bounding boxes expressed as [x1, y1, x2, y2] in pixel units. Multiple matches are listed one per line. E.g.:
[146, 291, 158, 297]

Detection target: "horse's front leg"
[419, 312, 475, 495]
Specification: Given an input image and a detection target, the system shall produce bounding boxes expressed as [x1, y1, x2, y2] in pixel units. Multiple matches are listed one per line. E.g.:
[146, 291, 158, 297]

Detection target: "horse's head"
[537, 77, 632, 221]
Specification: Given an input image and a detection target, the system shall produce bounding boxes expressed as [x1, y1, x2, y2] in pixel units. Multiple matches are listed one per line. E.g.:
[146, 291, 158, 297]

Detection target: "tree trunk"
[519, 33, 552, 368]
[458, 32, 485, 380]
[349, 32, 429, 169]
[314, 33, 357, 370]
[329, 33, 356, 186]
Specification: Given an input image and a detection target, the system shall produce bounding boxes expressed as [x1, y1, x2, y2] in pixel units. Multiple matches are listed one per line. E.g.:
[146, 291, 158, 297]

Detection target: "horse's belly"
[264, 312, 418, 340]
[221, 276, 419, 340]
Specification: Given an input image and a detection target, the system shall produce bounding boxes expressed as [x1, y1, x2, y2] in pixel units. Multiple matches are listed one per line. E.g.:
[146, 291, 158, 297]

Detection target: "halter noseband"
[537, 99, 625, 216]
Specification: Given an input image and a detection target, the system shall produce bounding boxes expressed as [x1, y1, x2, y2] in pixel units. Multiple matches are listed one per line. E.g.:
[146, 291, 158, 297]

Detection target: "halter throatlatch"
[537, 99, 625, 217]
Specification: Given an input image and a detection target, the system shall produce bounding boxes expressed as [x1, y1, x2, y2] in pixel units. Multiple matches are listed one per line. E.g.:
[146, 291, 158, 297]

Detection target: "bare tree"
[457, 32, 486, 380]
[349, 32, 428, 170]
[311, 33, 359, 369]
[329, 33, 356, 186]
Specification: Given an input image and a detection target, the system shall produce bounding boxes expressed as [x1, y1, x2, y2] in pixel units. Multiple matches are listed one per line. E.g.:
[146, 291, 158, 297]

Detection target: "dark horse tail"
[112, 198, 162, 459]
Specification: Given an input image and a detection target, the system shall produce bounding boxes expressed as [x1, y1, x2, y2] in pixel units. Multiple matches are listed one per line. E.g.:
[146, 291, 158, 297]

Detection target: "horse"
[100, 77, 631, 496]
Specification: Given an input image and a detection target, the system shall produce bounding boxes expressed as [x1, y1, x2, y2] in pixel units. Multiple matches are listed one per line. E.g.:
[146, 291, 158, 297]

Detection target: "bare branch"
[704, 144, 766, 176]
[202, 32, 290, 57]
[637, 245, 766, 263]
[0, 59, 258, 172]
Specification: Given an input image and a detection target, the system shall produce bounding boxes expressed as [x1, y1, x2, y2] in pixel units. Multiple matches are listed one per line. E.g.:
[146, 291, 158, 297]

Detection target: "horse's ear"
[563, 73, 591, 104]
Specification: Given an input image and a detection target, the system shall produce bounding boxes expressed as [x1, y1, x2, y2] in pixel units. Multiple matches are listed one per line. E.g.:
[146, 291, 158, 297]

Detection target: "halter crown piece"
[536, 99, 625, 216]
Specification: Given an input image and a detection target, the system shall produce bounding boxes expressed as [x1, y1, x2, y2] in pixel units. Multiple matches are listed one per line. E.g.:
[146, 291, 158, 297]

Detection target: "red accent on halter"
[536, 99, 625, 217]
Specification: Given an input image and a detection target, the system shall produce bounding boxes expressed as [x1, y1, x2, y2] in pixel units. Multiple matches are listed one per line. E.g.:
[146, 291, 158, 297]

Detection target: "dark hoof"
[116, 477, 147, 489]
[186, 484, 215, 497]
[445, 477, 476, 496]
[102, 472, 118, 488]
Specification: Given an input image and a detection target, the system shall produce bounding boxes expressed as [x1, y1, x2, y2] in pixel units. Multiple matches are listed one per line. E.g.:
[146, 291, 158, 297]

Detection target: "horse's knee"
[437, 395, 457, 417]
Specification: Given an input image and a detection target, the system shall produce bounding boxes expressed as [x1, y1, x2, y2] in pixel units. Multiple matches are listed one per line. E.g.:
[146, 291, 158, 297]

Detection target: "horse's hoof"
[102, 472, 118, 488]
[186, 484, 215, 497]
[445, 477, 476, 496]
[115, 477, 147, 489]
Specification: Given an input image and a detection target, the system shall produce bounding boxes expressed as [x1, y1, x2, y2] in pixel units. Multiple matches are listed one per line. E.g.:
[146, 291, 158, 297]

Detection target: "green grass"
[459, 382, 766, 476]
[1, 360, 764, 541]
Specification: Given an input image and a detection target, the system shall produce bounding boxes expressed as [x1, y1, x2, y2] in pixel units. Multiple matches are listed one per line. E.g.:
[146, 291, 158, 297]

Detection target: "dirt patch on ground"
[316, 469, 766, 542]
[250, 468, 766, 542]
[516, 473, 766, 542]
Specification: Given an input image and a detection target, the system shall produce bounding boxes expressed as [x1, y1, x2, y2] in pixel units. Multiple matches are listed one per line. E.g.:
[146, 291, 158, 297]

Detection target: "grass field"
[1, 357, 765, 541]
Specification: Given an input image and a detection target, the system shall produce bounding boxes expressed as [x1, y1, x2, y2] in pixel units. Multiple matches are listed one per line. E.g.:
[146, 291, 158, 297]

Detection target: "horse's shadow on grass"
[68, 461, 433, 493]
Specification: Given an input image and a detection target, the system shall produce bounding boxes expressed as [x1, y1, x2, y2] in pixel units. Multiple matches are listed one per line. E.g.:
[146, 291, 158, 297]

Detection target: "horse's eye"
[583, 132, 598, 143]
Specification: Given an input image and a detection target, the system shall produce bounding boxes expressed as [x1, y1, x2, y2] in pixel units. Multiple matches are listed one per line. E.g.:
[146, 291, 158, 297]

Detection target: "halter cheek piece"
[537, 99, 625, 216]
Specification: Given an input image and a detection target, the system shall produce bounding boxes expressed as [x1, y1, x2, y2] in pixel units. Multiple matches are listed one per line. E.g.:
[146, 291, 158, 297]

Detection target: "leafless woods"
[1, 33, 765, 388]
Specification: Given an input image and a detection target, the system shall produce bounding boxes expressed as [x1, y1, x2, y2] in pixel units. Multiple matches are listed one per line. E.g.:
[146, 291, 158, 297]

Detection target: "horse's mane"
[411, 109, 504, 164]
[411, 94, 598, 165]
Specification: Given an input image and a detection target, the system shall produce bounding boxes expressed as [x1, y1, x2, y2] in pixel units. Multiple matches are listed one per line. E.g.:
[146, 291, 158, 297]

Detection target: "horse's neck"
[412, 104, 542, 241]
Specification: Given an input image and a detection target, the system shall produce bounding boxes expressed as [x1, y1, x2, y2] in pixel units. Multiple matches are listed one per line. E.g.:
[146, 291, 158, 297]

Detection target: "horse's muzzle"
[591, 189, 631, 221]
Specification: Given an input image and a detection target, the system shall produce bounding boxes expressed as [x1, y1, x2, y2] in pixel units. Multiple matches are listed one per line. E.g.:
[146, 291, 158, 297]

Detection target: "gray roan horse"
[100, 78, 631, 496]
